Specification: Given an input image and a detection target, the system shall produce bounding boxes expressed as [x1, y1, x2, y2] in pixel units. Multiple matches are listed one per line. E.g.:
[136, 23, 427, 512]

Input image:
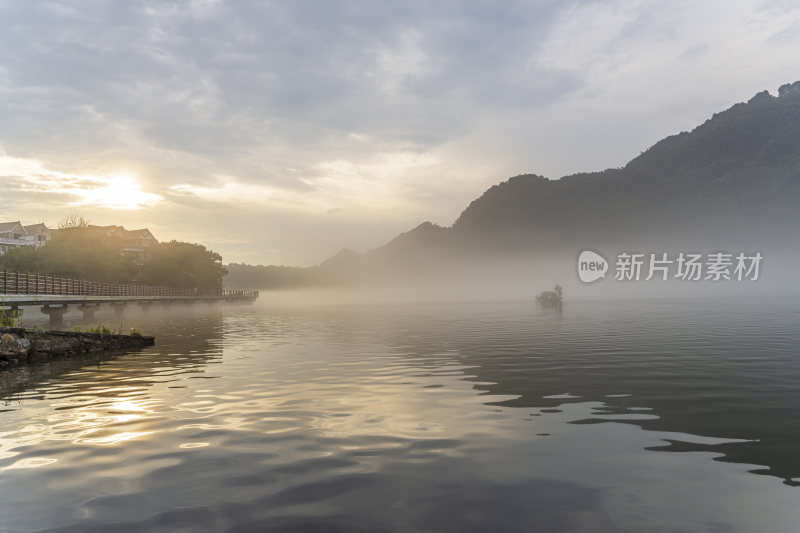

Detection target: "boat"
[536, 284, 563, 308]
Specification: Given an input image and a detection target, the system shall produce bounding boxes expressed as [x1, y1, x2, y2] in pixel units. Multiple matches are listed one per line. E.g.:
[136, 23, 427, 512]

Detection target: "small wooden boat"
[536, 284, 563, 308]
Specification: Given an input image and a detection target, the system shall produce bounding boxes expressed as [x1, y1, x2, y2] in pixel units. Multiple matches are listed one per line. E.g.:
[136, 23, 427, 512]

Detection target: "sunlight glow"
[0, 155, 163, 210]
[76, 431, 155, 446]
[1, 457, 59, 471]
[73, 174, 162, 210]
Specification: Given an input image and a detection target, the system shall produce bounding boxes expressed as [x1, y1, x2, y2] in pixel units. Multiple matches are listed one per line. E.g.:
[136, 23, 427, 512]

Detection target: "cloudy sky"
[1, 0, 799, 265]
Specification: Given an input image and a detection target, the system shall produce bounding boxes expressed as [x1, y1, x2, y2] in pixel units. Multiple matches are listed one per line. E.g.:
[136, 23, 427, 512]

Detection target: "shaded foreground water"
[1, 297, 799, 532]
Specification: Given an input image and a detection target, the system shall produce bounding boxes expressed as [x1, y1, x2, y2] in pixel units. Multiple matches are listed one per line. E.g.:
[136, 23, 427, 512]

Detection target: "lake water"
[1, 297, 799, 532]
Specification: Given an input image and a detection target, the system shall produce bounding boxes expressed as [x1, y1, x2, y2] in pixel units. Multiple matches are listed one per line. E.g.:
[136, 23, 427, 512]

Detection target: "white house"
[0, 221, 28, 255]
[123, 228, 158, 266]
[0, 221, 53, 254]
[23, 223, 52, 247]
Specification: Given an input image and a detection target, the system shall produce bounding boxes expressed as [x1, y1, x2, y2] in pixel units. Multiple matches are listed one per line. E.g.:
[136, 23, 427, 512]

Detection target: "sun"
[75, 174, 162, 210]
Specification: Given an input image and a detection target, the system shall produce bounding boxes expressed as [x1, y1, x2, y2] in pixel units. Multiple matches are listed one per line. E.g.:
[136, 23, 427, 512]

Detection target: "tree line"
[0, 228, 227, 290]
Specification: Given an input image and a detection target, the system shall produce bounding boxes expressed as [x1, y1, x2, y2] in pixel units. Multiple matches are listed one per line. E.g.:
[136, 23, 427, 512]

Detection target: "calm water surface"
[1, 297, 799, 532]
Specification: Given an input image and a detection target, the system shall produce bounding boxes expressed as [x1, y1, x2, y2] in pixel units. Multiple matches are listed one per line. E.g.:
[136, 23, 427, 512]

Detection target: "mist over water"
[223, 228, 800, 303]
[3, 3, 800, 531]
[2, 296, 799, 532]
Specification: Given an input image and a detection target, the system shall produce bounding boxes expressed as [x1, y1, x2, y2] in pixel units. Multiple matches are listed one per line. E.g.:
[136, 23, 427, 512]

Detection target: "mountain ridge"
[226, 81, 800, 288]
[390, 80, 800, 253]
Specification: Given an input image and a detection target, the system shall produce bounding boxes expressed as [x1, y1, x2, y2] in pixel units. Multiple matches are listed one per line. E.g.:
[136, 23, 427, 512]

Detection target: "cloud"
[1, 1, 800, 263]
[0, 154, 162, 210]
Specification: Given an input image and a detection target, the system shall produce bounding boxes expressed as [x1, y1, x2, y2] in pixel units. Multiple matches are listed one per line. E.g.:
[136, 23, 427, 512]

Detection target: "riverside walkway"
[2, 270, 258, 326]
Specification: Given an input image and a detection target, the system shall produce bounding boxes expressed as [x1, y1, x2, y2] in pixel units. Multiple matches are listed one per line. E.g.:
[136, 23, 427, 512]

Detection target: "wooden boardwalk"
[2, 270, 258, 326]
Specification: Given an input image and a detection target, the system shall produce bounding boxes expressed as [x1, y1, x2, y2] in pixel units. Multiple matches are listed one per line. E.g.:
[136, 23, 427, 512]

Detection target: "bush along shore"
[0, 327, 154, 370]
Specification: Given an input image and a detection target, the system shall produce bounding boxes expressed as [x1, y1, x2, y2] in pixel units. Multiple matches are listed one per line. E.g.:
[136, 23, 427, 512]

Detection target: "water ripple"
[1, 299, 799, 532]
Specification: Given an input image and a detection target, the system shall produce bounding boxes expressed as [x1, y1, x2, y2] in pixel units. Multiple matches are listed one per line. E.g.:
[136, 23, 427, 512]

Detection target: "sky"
[1, 0, 799, 266]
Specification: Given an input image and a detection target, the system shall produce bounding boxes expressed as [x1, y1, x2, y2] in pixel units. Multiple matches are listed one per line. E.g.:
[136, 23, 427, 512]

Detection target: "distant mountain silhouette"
[226, 82, 800, 288]
[399, 80, 800, 252]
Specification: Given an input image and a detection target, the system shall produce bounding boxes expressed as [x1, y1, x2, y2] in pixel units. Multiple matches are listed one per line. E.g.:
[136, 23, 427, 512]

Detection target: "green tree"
[141, 241, 228, 290]
[40, 228, 137, 282]
[0, 245, 45, 273]
[0, 228, 137, 283]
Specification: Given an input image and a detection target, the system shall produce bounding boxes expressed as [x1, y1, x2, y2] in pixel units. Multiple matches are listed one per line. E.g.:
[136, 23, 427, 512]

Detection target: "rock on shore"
[0, 327, 155, 369]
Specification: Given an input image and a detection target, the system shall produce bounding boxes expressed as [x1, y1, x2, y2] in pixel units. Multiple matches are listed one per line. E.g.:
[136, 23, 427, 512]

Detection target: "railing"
[1, 270, 258, 299]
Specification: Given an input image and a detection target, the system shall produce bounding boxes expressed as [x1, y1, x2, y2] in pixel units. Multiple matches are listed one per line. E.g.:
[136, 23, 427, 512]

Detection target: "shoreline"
[0, 327, 155, 370]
